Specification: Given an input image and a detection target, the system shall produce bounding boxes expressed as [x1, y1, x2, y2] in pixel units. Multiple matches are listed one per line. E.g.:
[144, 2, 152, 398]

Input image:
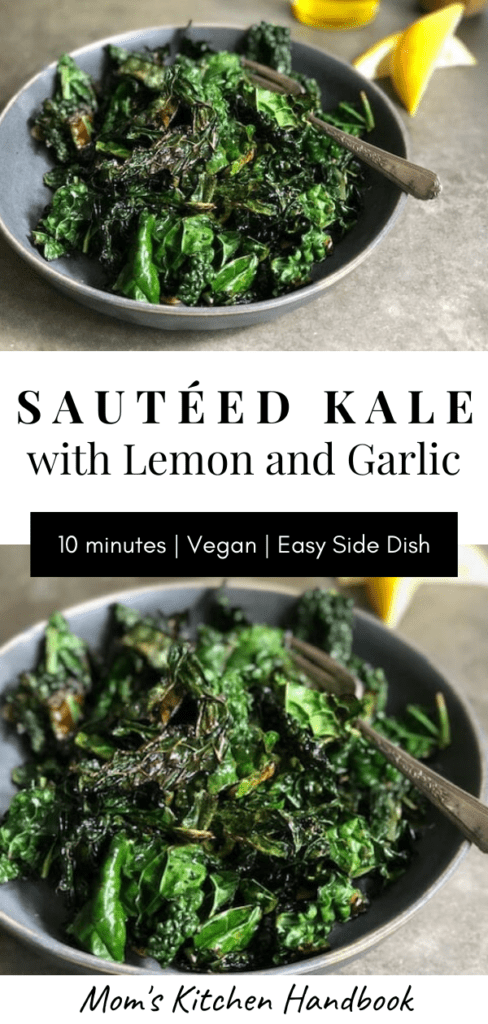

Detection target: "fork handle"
[357, 719, 488, 853]
[308, 113, 441, 201]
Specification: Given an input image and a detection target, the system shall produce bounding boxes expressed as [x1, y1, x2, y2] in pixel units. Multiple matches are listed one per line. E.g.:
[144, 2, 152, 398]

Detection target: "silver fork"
[287, 633, 488, 853]
[241, 57, 441, 201]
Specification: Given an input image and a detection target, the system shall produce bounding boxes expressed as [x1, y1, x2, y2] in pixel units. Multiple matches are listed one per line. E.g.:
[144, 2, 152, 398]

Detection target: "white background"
[0, 350, 485, 544]
[0, 973, 485, 1020]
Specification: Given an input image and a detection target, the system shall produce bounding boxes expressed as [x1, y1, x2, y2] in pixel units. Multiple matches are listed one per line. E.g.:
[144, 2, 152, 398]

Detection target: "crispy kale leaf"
[3, 612, 92, 752]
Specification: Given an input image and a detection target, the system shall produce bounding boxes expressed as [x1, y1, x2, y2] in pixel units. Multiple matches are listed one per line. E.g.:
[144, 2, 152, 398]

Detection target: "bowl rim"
[1, 578, 482, 975]
[0, 23, 408, 323]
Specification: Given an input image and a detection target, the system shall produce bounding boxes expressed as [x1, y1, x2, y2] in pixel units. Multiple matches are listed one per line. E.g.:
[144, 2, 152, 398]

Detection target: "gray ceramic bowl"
[0, 25, 408, 331]
[0, 582, 484, 974]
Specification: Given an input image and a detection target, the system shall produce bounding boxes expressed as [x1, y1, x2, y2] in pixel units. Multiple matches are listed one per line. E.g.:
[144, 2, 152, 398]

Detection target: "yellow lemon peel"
[338, 549, 488, 627]
[353, 4, 475, 114]
[291, 0, 380, 30]
[365, 577, 418, 626]
[392, 4, 465, 114]
[337, 577, 416, 626]
[336, 576, 415, 626]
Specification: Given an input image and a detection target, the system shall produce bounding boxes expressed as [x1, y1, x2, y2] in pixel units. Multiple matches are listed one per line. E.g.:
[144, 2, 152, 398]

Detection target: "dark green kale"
[30, 23, 373, 307]
[245, 22, 293, 75]
[0, 589, 448, 971]
[291, 587, 355, 664]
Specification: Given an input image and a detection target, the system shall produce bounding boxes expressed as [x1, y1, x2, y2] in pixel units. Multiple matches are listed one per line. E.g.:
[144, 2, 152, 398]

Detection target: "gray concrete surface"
[0, 558, 486, 973]
[0, 0, 486, 351]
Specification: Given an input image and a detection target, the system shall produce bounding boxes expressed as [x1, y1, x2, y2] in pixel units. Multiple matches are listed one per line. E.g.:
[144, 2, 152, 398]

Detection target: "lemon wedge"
[354, 4, 475, 114]
[392, 4, 465, 114]
[336, 577, 418, 625]
[365, 577, 419, 626]
[291, 0, 380, 30]
[337, 548, 488, 627]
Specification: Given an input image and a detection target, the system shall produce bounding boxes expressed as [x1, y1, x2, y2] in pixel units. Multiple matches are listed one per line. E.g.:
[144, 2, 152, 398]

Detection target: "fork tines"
[287, 634, 362, 698]
[241, 57, 306, 96]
